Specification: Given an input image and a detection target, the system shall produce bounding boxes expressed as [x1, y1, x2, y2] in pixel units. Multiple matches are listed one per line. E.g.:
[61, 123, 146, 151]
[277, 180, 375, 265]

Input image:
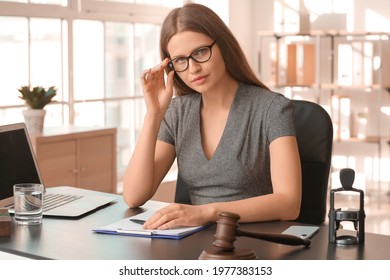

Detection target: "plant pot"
[22, 109, 46, 135]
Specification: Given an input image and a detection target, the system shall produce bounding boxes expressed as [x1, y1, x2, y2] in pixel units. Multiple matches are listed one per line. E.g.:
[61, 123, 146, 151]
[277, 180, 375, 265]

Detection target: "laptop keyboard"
[43, 193, 83, 211]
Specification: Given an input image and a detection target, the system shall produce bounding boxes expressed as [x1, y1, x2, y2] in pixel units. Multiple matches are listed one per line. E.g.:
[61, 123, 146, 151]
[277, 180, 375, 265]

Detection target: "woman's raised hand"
[141, 58, 175, 116]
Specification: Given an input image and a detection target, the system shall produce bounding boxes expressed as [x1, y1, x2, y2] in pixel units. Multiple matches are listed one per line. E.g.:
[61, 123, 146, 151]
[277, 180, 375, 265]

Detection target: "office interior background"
[1, 0, 390, 234]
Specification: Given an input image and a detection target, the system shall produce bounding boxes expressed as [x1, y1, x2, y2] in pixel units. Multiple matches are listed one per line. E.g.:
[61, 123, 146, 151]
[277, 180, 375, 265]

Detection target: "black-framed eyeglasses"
[168, 41, 216, 72]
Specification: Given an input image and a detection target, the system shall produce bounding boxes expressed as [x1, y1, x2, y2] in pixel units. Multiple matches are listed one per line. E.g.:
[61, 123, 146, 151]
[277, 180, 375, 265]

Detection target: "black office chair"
[292, 100, 333, 225]
[174, 99, 333, 225]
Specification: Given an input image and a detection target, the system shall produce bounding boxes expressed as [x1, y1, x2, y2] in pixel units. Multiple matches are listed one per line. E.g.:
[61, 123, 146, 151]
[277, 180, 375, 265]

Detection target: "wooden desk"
[0, 188, 390, 260]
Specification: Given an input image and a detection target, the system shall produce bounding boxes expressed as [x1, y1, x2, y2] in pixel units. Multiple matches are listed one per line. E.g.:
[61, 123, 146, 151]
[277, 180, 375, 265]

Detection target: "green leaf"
[18, 86, 57, 109]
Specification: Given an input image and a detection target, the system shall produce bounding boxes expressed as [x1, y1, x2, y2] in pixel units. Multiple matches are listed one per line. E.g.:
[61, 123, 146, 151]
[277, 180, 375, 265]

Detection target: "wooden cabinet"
[31, 127, 117, 193]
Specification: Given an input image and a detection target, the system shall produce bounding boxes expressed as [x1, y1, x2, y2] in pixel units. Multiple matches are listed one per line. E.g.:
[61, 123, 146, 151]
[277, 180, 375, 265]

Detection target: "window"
[0, 0, 182, 189]
[0, 0, 235, 191]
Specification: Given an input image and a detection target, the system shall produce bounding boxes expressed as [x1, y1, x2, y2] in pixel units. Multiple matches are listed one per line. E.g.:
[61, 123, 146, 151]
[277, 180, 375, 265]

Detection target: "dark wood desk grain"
[1, 187, 389, 260]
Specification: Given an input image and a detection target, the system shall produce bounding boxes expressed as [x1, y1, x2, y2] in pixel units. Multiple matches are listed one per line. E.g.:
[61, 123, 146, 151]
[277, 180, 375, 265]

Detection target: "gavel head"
[212, 212, 241, 251]
[199, 211, 257, 260]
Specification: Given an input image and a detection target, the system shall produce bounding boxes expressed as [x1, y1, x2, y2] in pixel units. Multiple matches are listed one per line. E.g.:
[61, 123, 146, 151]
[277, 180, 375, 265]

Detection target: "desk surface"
[1, 187, 390, 260]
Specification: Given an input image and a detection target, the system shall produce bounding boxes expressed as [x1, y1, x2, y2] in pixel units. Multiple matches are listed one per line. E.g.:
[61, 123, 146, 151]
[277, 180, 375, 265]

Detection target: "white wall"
[229, 0, 274, 72]
[354, 0, 390, 32]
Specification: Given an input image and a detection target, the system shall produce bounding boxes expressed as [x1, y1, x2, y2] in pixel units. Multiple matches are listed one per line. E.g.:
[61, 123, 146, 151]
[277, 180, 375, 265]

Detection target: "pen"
[130, 218, 146, 225]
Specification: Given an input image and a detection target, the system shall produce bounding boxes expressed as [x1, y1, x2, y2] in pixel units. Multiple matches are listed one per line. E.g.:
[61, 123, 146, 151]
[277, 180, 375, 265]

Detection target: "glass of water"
[13, 183, 44, 225]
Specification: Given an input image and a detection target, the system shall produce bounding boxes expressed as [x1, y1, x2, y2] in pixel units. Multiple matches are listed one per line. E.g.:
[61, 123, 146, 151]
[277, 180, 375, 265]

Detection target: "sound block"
[0, 208, 11, 237]
[199, 246, 258, 260]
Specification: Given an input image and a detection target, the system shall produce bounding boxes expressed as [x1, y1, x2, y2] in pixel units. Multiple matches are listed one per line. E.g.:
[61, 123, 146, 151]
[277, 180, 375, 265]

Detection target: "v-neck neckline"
[196, 87, 240, 162]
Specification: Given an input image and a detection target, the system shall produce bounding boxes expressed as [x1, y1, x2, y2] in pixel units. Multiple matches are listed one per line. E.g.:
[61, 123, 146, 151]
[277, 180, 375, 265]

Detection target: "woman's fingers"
[143, 204, 204, 230]
[165, 70, 175, 94]
[140, 58, 173, 113]
[143, 204, 179, 229]
[142, 58, 170, 81]
[140, 68, 152, 87]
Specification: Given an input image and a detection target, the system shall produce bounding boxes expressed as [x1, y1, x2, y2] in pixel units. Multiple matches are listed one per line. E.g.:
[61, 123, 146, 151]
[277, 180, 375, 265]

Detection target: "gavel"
[199, 212, 310, 260]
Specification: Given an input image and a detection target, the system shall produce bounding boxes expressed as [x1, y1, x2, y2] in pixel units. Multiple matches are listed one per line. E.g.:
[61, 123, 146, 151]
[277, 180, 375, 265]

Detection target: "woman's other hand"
[143, 203, 215, 230]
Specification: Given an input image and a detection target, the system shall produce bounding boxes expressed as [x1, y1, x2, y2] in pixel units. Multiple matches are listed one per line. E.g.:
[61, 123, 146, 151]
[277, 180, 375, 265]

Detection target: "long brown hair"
[160, 3, 268, 96]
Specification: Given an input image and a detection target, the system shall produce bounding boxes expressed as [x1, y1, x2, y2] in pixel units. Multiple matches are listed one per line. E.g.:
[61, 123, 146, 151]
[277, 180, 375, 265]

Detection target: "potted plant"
[18, 85, 57, 134]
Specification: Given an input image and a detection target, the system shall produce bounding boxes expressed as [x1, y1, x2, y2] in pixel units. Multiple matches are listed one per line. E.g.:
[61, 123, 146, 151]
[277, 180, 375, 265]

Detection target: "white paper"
[93, 209, 207, 239]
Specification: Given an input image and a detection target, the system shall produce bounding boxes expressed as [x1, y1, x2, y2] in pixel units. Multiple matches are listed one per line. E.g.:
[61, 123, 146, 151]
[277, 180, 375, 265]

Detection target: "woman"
[123, 3, 301, 230]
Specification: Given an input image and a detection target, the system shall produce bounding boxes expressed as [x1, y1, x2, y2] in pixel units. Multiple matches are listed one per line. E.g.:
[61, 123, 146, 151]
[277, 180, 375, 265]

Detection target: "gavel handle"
[237, 228, 311, 247]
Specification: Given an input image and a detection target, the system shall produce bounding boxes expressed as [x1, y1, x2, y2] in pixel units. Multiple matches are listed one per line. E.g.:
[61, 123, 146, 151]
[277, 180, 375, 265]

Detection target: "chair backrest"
[292, 100, 333, 225]
[174, 99, 333, 225]
[174, 175, 191, 205]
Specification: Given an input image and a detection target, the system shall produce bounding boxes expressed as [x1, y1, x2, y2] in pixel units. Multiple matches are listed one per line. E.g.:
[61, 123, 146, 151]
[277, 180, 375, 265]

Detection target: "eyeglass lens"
[170, 42, 215, 72]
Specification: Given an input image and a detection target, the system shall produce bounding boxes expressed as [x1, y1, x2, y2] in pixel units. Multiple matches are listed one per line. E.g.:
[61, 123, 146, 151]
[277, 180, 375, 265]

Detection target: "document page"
[93, 209, 208, 239]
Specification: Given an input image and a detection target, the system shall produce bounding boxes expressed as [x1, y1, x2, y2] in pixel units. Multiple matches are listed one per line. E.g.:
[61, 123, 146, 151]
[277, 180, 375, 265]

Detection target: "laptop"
[0, 123, 117, 218]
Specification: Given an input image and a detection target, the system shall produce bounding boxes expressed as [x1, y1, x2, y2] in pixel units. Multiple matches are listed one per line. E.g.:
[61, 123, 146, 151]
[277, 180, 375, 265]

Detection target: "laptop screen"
[0, 125, 41, 201]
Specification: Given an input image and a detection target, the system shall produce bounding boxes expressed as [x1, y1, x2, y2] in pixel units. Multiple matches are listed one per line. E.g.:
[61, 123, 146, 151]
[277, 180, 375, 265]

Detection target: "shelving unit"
[257, 31, 390, 201]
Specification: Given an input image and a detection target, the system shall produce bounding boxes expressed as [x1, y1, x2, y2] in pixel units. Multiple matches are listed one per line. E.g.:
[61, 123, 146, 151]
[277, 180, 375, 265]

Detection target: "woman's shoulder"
[237, 83, 291, 105]
[170, 93, 200, 107]
[172, 93, 200, 102]
[166, 93, 201, 116]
